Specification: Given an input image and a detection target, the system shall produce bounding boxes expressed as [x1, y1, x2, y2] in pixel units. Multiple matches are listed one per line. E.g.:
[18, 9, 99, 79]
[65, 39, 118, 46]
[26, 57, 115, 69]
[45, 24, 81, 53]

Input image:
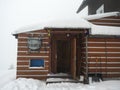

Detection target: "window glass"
[30, 59, 44, 67]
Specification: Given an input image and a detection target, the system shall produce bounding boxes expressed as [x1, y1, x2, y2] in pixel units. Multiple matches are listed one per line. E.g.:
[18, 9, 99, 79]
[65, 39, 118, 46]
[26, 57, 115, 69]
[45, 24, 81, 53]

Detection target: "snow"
[47, 73, 69, 76]
[0, 70, 16, 88]
[46, 78, 76, 82]
[0, 70, 120, 90]
[12, 17, 91, 35]
[45, 18, 91, 29]
[91, 25, 120, 35]
[84, 11, 120, 20]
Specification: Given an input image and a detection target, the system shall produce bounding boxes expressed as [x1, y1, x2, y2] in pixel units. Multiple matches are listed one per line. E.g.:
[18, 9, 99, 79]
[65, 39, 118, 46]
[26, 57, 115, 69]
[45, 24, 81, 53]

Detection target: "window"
[30, 59, 44, 68]
[96, 4, 104, 14]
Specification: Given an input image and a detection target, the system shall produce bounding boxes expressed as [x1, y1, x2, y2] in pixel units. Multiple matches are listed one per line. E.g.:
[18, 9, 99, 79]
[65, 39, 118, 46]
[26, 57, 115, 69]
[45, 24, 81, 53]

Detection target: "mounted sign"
[28, 37, 42, 51]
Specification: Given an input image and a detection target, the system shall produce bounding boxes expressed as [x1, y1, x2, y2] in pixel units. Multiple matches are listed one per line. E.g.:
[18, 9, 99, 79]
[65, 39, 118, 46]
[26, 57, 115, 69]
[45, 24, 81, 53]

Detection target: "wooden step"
[46, 73, 82, 84]
[46, 78, 81, 84]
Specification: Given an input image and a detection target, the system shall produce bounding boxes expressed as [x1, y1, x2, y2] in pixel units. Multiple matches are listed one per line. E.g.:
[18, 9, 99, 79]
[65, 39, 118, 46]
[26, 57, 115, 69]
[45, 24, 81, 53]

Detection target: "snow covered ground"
[0, 70, 120, 90]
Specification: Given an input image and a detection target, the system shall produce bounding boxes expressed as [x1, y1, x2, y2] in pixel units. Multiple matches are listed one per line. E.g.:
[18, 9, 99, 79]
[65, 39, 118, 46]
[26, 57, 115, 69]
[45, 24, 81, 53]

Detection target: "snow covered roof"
[13, 15, 120, 36]
[91, 25, 120, 35]
[13, 18, 91, 35]
[84, 12, 120, 20]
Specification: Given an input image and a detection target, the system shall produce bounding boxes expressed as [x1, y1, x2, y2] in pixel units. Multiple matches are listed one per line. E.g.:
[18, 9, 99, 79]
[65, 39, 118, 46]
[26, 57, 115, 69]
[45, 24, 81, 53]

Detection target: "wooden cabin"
[13, 13, 120, 83]
[13, 18, 91, 82]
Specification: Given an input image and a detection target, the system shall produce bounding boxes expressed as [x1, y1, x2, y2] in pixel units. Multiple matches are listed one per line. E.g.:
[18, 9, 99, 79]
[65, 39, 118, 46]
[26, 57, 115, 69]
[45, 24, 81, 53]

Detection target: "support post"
[84, 35, 89, 84]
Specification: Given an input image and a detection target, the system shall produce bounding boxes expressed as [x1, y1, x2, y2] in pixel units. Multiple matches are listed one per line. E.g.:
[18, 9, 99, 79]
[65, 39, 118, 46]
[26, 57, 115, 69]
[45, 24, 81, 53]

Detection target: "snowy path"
[0, 70, 120, 90]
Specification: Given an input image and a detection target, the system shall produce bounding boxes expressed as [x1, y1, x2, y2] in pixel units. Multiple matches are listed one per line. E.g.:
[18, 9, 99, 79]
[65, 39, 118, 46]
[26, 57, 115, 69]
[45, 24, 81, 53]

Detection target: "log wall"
[17, 30, 50, 80]
[87, 37, 120, 78]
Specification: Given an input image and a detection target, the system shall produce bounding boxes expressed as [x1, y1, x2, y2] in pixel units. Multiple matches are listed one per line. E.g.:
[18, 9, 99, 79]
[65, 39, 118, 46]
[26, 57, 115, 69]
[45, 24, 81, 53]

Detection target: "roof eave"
[76, 0, 89, 13]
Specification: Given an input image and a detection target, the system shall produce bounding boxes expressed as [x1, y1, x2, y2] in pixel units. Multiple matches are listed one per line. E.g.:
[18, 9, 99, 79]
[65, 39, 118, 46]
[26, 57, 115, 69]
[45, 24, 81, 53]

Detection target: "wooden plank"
[106, 48, 120, 52]
[88, 53, 120, 57]
[18, 33, 49, 37]
[17, 57, 49, 61]
[88, 43, 105, 47]
[17, 71, 48, 75]
[17, 67, 49, 70]
[18, 52, 49, 56]
[88, 69, 120, 72]
[18, 47, 50, 51]
[17, 76, 47, 80]
[106, 38, 120, 42]
[88, 63, 120, 67]
[106, 43, 120, 47]
[88, 43, 120, 47]
[88, 58, 120, 62]
[88, 38, 105, 42]
[18, 38, 50, 43]
[88, 48, 120, 52]
[88, 48, 105, 52]
[88, 38, 120, 42]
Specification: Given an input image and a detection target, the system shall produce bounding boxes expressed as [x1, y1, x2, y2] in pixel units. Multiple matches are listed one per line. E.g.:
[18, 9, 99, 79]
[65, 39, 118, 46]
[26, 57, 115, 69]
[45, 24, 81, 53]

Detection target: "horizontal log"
[18, 52, 49, 56]
[17, 67, 49, 70]
[17, 57, 50, 61]
[88, 63, 120, 67]
[18, 38, 50, 43]
[18, 33, 49, 37]
[88, 53, 120, 57]
[88, 48, 120, 52]
[17, 76, 47, 80]
[17, 71, 48, 75]
[88, 38, 120, 42]
[50, 30, 84, 34]
[18, 47, 50, 51]
[88, 38, 105, 42]
[88, 43, 120, 47]
[88, 69, 120, 72]
[88, 58, 120, 62]
[17, 57, 50, 62]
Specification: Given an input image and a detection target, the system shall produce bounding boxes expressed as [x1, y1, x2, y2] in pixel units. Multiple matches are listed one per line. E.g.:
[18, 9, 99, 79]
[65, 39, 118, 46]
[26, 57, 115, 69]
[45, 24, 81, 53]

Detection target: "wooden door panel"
[71, 38, 76, 79]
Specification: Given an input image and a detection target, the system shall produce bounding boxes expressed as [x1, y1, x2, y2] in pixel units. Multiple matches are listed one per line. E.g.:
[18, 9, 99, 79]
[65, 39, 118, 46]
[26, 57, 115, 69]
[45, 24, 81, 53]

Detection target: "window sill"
[29, 67, 44, 69]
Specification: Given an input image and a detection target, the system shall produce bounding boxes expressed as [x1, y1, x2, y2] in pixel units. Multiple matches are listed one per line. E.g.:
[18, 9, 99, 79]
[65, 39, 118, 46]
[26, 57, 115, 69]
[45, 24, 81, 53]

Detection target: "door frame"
[50, 33, 78, 79]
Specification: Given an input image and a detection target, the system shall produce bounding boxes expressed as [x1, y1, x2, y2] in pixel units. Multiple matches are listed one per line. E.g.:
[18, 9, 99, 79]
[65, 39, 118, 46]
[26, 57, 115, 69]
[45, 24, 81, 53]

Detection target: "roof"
[86, 12, 120, 35]
[84, 11, 120, 20]
[92, 25, 120, 35]
[13, 13, 120, 36]
[76, 0, 89, 13]
[12, 17, 91, 35]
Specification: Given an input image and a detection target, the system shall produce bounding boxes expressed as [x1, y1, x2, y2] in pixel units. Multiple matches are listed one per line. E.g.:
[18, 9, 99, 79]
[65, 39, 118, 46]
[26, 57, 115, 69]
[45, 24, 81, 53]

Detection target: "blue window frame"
[30, 59, 44, 68]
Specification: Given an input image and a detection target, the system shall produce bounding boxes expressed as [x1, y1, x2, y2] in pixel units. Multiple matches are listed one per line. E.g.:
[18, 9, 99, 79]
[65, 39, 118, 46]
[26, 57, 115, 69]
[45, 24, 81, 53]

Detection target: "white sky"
[0, 0, 87, 70]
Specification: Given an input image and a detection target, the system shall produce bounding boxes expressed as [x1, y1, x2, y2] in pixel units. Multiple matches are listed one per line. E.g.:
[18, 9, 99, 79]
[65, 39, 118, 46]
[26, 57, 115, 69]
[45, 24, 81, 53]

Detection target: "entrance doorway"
[51, 33, 79, 79]
[56, 40, 71, 73]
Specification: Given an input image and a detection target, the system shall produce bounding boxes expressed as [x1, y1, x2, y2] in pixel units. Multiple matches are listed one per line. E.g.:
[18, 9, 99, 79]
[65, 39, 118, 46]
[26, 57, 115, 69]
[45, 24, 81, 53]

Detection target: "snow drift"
[1, 78, 120, 90]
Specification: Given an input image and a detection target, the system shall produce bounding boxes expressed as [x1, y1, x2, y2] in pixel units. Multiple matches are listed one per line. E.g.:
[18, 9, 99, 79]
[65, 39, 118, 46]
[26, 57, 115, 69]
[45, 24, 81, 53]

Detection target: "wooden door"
[51, 38, 57, 73]
[71, 38, 76, 79]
